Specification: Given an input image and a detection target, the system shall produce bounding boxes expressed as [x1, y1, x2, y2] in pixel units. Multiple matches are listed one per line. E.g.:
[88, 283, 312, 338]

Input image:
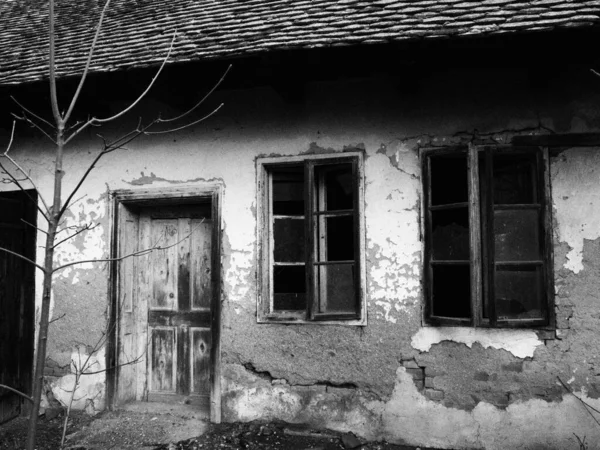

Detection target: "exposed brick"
[424, 367, 445, 377]
[413, 380, 424, 390]
[405, 368, 424, 380]
[424, 388, 445, 401]
[486, 392, 510, 408]
[424, 377, 435, 388]
[402, 360, 420, 369]
[474, 371, 490, 382]
[501, 362, 523, 372]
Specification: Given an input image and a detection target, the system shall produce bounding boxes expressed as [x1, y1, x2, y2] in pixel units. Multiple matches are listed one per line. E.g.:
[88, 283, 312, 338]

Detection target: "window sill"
[257, 315, 367, 326]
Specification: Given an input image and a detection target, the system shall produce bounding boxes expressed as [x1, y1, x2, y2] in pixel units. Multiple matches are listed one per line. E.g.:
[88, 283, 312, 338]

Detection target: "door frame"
[106, 185, 222, 422]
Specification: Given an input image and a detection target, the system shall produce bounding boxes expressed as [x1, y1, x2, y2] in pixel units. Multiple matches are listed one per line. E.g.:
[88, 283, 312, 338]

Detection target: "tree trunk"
[26, 124, 64, 450]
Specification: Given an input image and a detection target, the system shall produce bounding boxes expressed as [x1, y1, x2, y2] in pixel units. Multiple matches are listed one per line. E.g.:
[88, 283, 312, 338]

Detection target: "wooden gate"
[112, 188, 221, 421]
[0, 191, 35, 423]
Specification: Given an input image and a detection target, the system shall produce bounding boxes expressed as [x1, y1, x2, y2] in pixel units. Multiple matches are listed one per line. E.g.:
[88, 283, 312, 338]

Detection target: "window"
[423, 146, 554, 328]
[257, 153, 366, 324]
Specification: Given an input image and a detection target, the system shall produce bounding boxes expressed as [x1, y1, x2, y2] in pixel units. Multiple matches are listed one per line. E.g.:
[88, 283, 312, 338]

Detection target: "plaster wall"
[2, 65, 600, 447]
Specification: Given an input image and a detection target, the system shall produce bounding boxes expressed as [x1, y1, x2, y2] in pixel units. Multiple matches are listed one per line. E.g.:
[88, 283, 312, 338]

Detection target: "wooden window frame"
[257, 152, 367, 325]
[422, 145, 555, 329]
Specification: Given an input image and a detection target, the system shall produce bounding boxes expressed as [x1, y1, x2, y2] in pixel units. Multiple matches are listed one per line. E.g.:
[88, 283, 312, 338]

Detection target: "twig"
[0, 246, 47, 273]
[53, 223, 99, 249]
[0, 159, 50, 221]
[52, 219, 203, 273]
[4, 120, 15, 153]
[11, 97, 55, 130]
[145, 103, 223, 135]
[0, 384, 33, 403]
[13, 112, 58, 144]
[2, 140, 51, 215]
[49, 313, 67, 324]
[21, 219, 49, 235]
[63, 0, 112, 124]
[157, 64, 231, 123]
[64, 31, 178, 145]
[557, 376, 600, 427]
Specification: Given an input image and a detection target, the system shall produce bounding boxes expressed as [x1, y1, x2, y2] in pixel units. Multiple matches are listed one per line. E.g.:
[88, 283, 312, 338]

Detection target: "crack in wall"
[242, 362, 359, 391]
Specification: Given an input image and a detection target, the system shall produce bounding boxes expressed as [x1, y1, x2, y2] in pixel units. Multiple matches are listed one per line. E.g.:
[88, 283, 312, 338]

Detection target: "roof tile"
[1, 0, 599, 85]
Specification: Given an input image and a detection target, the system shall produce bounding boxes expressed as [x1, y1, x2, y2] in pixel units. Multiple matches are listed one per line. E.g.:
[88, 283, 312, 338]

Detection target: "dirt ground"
[0, 405, 435, 450]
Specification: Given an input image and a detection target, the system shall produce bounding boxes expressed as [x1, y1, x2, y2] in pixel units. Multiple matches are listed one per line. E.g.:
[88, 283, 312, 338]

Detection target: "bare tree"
[0, 1, 228, 448]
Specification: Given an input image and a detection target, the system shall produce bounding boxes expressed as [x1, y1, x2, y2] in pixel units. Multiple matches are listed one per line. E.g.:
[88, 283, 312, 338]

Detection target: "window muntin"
[258, 154, 365, 324]
[424, 146, 553, 328]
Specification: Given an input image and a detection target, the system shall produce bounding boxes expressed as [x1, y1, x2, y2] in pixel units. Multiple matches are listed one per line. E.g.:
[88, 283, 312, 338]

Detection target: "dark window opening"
[424, 147, 552, 328]
[262, 157, 362, 322]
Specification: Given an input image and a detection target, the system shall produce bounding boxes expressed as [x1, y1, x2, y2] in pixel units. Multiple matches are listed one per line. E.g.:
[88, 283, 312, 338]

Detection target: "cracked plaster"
[551, 148, 600, 273]
[365, 149, 421, 324]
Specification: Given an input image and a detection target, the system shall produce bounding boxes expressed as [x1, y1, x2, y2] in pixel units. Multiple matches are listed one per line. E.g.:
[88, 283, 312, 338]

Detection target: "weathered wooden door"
[139, 204, 213, 407]
[0, 191, 35, 423]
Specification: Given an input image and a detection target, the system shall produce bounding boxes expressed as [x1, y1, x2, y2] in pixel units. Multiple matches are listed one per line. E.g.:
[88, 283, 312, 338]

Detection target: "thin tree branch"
[48, 0, 61, 123]
[13, 112, 58, 144]
[4, 120, 16, 153]
[145, 103, 223, 135]
[0, 246, 47, 273]
[52, 220, 202, 273]
[21, 219, 49, 236]
[557, 376, 600, 426]
[2, 138, 51, 215]
[157, 64, 231, 123]
[53, 223, 99, 249]
[49, 313, 67, 325]
[0, 160, 50, 222]
[0, 384, 33, 403]
[60, 120, 155, 217]
[63, 0, 112, 124]
[64, 31, 177, 145]
[11, 97, 55, 130]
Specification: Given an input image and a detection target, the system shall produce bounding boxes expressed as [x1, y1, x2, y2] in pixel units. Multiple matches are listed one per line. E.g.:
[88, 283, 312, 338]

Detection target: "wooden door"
[0, 191, 35, 423]
[139, 204, 213, 407]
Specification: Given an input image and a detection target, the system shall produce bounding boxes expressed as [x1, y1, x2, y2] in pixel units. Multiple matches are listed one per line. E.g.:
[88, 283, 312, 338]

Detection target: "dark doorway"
[0, 190, 36, 423]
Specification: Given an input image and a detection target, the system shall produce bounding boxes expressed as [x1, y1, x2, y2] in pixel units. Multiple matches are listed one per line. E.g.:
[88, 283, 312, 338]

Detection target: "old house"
[2, 0, 600, 448]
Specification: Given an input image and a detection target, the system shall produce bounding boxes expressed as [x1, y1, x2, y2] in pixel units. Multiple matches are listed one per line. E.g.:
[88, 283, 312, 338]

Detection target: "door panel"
[150, 220, 178, 310]
[141, 205, 212, 406]
[150, 327, 176, 393]
[191, 220, 212, 310]
[191, 328, 211, 396]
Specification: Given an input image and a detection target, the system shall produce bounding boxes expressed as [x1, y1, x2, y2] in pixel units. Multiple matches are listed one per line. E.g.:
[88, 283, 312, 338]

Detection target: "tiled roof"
[1, 0, 600, 86]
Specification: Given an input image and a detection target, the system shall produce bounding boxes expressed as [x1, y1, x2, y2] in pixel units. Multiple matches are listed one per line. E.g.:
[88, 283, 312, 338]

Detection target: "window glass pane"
[493, 153, 537, 205]
[432, 207, 469, 261]
[493, 266, 544, 320]
[319, 215, 354, 261]
[317, 164, 353, 211]
[494, 209, 540, 261]
[430, 153, 468, 206]
[273, 166, 304, 215]
[273, 265, 306, 311]
[317, 263, 356, 313]
[431, 264, 471, 318]
[274, 218, 304, 262]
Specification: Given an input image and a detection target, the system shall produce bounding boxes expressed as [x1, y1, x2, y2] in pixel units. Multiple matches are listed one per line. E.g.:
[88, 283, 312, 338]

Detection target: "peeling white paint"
[383, 368, 600, 449]
[54, 197, 106, 274]
[51, 347, 106, 413]
[410, 327, 542, 359]
[365, 152, 421, 323]
[552, 148, 600, 273]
